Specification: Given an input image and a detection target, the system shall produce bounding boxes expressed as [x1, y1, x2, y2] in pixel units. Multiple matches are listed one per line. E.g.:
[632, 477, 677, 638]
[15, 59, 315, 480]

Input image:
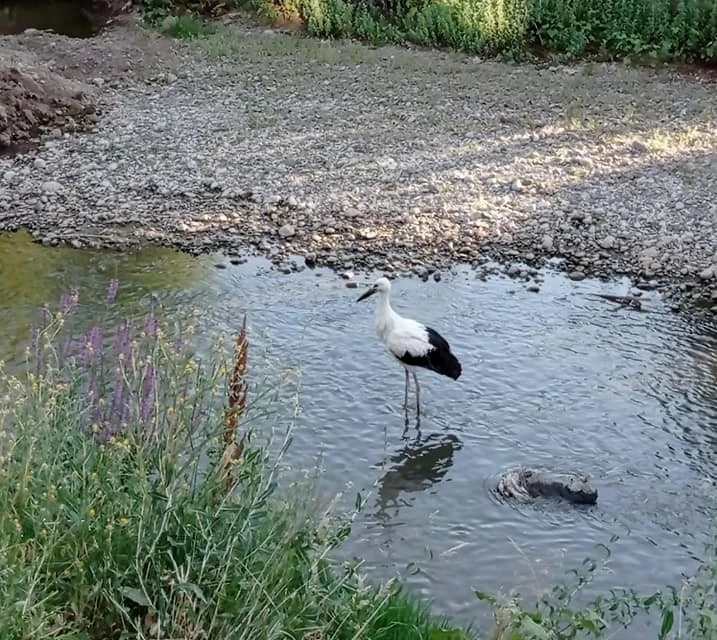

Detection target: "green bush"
[255, 0, 717, 62]
[528, 0, 717, 61]
[0, 283, 473, 640]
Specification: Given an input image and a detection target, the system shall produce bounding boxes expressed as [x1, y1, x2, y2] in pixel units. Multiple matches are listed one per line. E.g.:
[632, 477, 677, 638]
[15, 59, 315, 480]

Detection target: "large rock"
[497, 468, 598, 505]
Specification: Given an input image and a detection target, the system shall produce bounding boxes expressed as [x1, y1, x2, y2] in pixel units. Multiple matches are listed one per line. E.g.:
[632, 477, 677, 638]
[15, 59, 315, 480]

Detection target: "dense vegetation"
[0, 284, 472, 639]
[141, 0, 717, 63]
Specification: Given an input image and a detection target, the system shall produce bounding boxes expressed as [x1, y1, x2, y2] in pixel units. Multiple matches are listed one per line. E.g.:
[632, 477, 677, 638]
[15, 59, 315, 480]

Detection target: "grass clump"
[0, 281, 473, 640]
[475, 535, 717, 639]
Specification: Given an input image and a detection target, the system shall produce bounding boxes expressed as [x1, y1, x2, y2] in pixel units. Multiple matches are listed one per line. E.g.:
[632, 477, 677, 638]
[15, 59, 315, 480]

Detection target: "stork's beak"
[356, 287, 376, 302]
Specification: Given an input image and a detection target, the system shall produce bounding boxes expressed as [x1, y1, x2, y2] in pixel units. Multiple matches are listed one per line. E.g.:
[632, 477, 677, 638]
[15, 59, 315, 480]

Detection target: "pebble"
[41, 180, 62, 194]
[568, 270, 586, 281]
[699, 265, 715, 280]
[278, 224, 295, 238]
[345, 281, 358, 289]
[598, 235, 616, 250]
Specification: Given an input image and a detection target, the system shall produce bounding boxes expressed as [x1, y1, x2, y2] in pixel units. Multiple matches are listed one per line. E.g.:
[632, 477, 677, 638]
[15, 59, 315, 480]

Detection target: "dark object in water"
[591, 293, 644, 312]
[0, 1, 96, 38]
[0, 0, 129, 39]
[497, 468, 598, 505]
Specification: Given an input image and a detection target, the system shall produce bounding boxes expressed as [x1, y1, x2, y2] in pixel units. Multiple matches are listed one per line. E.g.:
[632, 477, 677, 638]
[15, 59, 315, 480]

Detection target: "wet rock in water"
[345, 281, 358, 288]
[497, 468, 597, 505]
[527, 284, 540, 293]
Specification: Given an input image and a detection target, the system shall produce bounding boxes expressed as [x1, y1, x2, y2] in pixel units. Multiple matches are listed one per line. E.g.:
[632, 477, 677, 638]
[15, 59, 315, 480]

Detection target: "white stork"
[356, 277, 462, 425]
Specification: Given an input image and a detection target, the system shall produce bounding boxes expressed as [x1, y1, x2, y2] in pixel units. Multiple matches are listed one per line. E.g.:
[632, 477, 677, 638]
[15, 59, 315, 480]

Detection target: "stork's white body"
[373, 293, 433, 369]
[356, 277, 462, 426]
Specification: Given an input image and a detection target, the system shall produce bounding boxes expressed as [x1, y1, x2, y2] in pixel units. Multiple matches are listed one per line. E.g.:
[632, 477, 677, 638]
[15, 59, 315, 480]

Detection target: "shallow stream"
[1, 230, 716, 633]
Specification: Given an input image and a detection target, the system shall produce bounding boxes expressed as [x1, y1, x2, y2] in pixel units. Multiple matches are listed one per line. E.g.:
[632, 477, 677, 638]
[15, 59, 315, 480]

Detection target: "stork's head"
[356, 276, 391, 302]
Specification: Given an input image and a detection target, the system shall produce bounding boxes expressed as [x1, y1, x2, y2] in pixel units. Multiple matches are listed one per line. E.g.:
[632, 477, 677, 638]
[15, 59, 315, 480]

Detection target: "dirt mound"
[0, 62, 98, 150]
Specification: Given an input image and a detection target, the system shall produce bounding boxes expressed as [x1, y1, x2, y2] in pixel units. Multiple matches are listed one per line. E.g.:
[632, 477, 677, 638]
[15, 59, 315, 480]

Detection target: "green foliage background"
[141, 0, 717, 62]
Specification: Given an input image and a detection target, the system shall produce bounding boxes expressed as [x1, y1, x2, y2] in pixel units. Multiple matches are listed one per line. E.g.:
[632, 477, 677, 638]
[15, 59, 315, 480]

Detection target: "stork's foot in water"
[497, 468, 598, 505]
[401, 421, 422, 440]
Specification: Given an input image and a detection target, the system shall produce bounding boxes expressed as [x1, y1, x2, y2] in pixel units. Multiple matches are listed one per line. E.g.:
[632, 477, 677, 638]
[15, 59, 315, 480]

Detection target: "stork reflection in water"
[374, 431, 463, 521]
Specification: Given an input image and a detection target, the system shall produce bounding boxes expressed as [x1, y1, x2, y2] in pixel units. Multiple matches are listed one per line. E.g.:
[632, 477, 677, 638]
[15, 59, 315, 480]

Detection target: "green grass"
[0, 282, 474, 640]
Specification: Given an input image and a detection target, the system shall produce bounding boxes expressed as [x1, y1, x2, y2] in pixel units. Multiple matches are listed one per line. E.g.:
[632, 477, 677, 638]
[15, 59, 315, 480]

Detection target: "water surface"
[1, 230, 716, 632]
[0, 1, 100, 38]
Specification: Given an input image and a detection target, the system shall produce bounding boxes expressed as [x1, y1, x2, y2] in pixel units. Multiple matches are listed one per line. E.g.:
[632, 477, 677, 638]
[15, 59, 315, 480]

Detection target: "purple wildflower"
[113, 321, 132, 361]
[82, 326, 103, 367]
[173, 335, 185, 355]
[59, 288, 80, 315]
[62, 336, 74, 360]
[87, 377, 103, 428]
[143, 313, 158, 341]
[107, 279, 120, 304]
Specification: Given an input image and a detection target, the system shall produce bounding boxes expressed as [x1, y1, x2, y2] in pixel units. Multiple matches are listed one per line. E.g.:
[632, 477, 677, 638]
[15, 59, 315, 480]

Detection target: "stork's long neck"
[375, 291, 399, 343]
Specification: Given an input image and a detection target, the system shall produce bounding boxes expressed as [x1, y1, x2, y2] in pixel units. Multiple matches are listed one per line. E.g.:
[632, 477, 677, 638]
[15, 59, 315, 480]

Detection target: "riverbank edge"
[1, 11, 716, 318]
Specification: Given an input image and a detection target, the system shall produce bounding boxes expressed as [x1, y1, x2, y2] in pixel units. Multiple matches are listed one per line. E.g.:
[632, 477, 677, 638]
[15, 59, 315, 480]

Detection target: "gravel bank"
[1, 15, 716, 311]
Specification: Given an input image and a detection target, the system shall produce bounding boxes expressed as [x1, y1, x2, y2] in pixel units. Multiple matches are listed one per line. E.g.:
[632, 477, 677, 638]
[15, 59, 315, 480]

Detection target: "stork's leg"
[412, 371, 421, 422]
[403, 368, 410, 428]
